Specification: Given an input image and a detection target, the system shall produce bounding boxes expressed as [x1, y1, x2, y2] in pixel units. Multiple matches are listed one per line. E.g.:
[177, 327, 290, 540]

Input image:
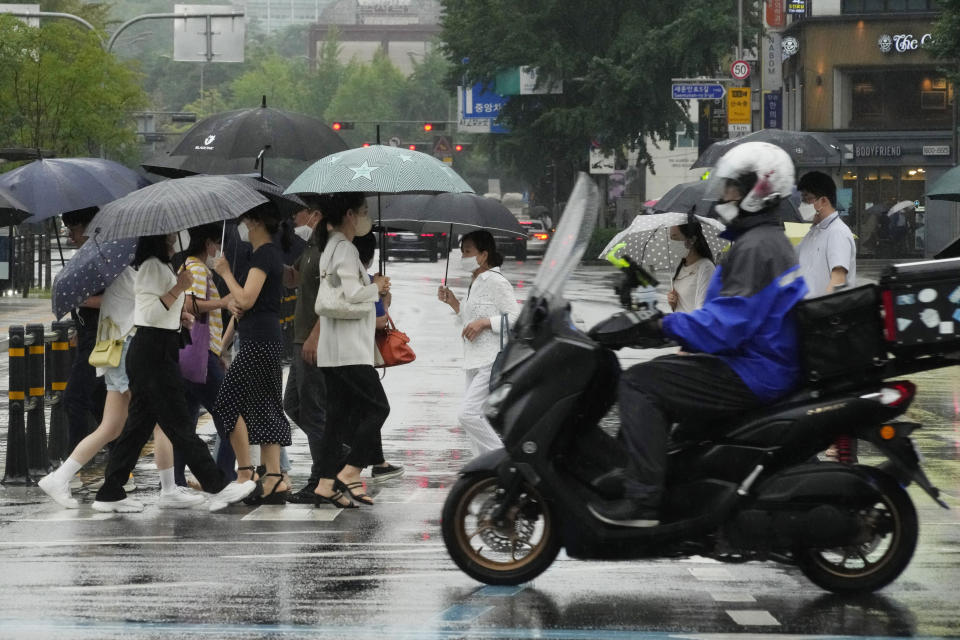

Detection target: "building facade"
[781, 0, 957, 258]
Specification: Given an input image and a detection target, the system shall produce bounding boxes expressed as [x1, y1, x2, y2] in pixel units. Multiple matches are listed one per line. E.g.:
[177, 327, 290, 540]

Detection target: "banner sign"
[786, 0, 806, 14]
[763, 91, 782, 129]
[727, 87, 752, 125]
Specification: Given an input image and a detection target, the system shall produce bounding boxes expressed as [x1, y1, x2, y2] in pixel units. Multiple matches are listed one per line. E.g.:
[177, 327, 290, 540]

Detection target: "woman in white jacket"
[437, 230, 519, 457]
[667, 220, 716, 313]
[312, 193, 391, 508]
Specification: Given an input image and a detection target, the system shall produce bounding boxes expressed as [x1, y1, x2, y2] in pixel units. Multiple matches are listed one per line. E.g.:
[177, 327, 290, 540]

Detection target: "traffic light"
[361, 142, 371, 147]
[332, 121, 355, 131]
[423, 122, 447, 132]
[454, 143, 472, 153]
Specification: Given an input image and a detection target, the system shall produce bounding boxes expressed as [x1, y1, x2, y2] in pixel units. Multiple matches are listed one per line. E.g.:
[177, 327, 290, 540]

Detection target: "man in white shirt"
[796, 171, 856, 298]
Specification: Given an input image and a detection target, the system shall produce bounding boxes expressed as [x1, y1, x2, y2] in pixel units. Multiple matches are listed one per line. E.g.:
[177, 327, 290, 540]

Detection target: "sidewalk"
[0, 296, 56, 352]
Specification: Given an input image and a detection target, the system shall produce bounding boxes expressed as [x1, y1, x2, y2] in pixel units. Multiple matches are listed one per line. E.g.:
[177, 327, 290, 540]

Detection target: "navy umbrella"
[0, 185, 31, 226]
[0, 158, 151, 224]
[51, 235, 137, 319]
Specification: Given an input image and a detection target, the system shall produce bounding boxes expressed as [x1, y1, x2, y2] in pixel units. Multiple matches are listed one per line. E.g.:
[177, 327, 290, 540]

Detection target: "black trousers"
[282, 343, 327, 482]
[618, 354, 763, 506]
[316, 365, 389, 479]
[64, 318, 106, 450]
[94, 327, 229, 502]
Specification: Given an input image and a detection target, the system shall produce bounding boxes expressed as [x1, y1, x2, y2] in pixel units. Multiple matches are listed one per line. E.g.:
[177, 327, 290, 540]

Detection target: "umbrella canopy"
[88, 175, 269, 241]
[285, 145, 474, 196]
[925, 165, 960, 201]
[0, 185, 31, 226]
[599, 211, 729, 271]
[161, 97, 348, 177]
[652, 180, 708, 214]
[220, 174, 307, 218]
[692, 129, 842, 169]
[379, 192, 524, 235]
[887, 200, 916, 216]
[51, 236, 137, 319]
[0, 158, 151, 224]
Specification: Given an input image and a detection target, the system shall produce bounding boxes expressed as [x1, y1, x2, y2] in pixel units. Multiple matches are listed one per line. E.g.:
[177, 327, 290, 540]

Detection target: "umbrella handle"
[219, 221, 226, 257]
[443, 223, 453, 285]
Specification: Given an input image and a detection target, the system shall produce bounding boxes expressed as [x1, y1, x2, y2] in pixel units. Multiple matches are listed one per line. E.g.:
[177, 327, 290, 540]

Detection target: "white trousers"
[459, 364, 502, 458]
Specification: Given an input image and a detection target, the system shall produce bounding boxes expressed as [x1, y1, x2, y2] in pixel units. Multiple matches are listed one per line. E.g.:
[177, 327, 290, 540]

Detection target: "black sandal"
[335, 478, 374, 506]
[314, 490, 358, 509]
[238, 466, 263, 505]
[256, 473, 289, 505]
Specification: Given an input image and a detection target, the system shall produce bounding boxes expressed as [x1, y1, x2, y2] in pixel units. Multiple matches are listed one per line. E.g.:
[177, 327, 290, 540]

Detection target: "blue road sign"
[462, 83, 509, 119]
[671, 83, 726, 100]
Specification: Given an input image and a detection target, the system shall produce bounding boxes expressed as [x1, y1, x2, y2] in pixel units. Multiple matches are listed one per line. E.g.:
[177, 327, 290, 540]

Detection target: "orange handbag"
[375, 313, 416, 367]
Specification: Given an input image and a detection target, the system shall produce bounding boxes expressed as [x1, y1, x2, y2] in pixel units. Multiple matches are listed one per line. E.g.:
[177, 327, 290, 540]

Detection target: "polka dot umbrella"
[599, 211, 729, 272]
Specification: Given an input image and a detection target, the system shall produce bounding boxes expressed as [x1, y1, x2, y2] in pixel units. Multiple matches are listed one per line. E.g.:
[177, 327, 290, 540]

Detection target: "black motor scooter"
[441, 175, 953, 594]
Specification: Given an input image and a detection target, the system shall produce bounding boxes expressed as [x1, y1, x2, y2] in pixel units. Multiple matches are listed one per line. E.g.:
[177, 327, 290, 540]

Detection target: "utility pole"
[738, 0, 743, 61]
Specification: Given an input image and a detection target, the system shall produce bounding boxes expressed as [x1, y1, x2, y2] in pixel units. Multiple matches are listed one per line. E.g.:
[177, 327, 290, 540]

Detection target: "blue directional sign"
[671, 83, 726, 100]
[462, 83, 510, 119]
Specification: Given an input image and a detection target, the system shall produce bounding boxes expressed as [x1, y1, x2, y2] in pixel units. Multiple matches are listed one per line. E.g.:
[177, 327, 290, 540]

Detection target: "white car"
[519, 219, 550, 255]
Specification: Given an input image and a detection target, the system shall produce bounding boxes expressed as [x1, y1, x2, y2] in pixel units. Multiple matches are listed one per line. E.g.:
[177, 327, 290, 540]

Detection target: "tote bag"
[375, 313, 416, 368]
[314, 240, 370, 320]
[178, 278, 210, 384]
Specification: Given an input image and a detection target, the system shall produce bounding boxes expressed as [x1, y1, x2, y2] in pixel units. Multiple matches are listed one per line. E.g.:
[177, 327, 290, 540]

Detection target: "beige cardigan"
[313, 231, 380, 367]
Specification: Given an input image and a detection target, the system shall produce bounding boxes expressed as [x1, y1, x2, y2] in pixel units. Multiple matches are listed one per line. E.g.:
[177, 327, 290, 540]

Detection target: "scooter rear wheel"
[442, 472, 560, 585]
[794, 471, 918, 594]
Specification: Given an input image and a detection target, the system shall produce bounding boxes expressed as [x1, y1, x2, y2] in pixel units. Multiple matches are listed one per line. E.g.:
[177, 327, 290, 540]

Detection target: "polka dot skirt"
[216, 340, 292, 446]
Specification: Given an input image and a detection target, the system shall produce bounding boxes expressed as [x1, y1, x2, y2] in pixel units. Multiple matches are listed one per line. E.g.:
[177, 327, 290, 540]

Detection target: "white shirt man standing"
[796, 171, 857, 298]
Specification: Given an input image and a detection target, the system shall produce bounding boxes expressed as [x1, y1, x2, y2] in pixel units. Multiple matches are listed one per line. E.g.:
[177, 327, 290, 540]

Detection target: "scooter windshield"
[530, 173, 600, 301]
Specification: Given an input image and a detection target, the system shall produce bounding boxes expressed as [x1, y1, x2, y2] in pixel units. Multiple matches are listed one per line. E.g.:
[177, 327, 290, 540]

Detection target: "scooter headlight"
[483, 383, 513, 422]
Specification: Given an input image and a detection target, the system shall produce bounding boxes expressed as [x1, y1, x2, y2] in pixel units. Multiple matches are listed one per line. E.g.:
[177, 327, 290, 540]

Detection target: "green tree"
[0, 16, 147, 163]
[401, 43, 453, 122]
[230, 53, 315, 113]
[929, 1, 960, 82]
[325, 48, 408, 144]
[440, 0, 745, 200]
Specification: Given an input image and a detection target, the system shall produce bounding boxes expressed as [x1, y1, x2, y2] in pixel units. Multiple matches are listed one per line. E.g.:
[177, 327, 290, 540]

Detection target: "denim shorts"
[103, 336, 132, 393]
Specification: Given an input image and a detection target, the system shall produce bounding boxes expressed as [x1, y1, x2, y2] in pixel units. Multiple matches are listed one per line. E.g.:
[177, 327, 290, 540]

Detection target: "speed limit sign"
[731, 60, 751, 80]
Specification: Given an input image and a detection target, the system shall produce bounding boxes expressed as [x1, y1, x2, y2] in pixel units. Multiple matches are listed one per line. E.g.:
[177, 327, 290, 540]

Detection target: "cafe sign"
[878, 33, 933, 54]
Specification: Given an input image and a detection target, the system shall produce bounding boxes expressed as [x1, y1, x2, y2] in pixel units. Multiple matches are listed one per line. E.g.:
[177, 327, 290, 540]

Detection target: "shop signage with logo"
[878, 33, 933, 54]
[786, 0, 806, 14]
[763, 33, 782, 90]
[763, 91, 782, 129]
[854, 144, 902, 158]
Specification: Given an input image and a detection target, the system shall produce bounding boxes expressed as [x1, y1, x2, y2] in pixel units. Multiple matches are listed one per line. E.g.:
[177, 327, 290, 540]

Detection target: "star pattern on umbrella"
[398, 154, 413, 162]
[327, 155, 342, 164]
[349, 161, 379, 181]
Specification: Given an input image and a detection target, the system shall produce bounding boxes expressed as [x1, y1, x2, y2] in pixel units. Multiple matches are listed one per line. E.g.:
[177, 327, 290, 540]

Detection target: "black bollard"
[25, 323, 49, 478]
[2, 327, 30, 484]
[47, 321, 71, 463]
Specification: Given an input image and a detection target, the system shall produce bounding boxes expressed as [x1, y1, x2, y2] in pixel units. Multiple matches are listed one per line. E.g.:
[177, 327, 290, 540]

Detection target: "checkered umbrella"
[51, 236, 137, 319]
[284, 145, 474, 196]
[600, 211, 729, 271]
[88, 175, 269, 241]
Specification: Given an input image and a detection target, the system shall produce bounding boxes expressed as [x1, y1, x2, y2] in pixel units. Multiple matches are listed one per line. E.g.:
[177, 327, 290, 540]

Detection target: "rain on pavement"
[0, 254, 958, 639]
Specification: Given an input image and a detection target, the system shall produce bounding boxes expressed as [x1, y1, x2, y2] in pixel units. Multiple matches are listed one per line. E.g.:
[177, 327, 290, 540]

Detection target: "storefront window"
[845, 69, 952, 130]
[848, 167, 926, 258]
[842, 0, 936, 11]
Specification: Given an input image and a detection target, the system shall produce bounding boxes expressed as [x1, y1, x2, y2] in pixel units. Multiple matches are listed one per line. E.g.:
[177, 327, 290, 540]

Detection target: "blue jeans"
[175, 350, 236, 486]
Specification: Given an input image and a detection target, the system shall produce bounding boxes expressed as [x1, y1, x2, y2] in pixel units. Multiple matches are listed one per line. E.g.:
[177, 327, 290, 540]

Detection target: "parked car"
[382, 230, 446, 262]
[519, 219, 551, 255]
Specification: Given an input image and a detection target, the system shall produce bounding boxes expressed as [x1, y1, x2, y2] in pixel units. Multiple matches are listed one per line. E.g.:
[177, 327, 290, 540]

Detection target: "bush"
[585, 227, 620, 262]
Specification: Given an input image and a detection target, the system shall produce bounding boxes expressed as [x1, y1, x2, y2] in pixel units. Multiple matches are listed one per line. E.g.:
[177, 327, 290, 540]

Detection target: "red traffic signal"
[423, 123, 433, 132]
[454, 144, 463, 152]
[408, 144, 417, 151]
[332, 121, 355, 131]
[362, 142, 371, 147]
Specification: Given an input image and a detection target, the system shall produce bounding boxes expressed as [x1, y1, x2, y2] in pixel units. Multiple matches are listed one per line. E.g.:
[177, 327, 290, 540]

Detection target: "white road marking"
[53, 581, 222, 592]
[221, 547, 441, 560]
[709, 592, 757, 602]
[240, 505, 341, 521]
[688, 567, 734, 581]
[725, 609, 781, 626]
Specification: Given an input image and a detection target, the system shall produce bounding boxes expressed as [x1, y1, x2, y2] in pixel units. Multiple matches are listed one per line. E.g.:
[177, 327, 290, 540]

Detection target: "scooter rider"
[589, 142, 809, 528]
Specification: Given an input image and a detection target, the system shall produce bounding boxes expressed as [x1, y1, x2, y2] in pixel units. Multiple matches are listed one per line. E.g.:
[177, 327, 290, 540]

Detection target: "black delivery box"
[879, 257, 960, 358]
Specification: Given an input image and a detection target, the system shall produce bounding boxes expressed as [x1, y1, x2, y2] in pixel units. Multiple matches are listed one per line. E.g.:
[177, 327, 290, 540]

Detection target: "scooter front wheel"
[442, 472, 560, 585]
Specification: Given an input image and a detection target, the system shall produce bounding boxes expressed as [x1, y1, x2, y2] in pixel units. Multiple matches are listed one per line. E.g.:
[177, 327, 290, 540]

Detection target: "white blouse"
[671, 258, 716, 313]
[314, 232, 381, 368]
[134, 258, 184, 331]
[100, 266, 136, 339]
[456, 268, 520, 370]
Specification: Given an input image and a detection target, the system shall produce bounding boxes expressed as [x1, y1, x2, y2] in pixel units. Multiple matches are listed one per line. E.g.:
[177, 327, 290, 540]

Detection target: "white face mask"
[460, 255, 480, 274]
[714, 201, 740, 223]
[237, 222, 250, 243]
[294, 225, 313, 241]
[354, 213, 372, 237]
[798, 202, 817, 222]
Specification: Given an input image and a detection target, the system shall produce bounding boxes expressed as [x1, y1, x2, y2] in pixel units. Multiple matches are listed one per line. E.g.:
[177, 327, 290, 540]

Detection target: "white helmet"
[706, 142, 795, 222]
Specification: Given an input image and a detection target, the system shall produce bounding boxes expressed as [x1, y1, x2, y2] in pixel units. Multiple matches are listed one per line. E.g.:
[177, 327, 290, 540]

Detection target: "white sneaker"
[123, 473, 137, 493]
[91, 497, 144, 513]
[159, 486, 206, 509]
[208, 480, 256, 512]
[38, 474, 78, 509]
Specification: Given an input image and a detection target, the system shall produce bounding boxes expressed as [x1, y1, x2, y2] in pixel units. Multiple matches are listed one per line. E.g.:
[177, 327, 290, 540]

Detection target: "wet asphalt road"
[0, 254, 958, 639]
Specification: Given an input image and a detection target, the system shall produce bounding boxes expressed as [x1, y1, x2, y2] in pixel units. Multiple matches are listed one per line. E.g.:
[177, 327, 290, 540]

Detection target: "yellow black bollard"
[2, 327, 30, 484]
[25, 323, 49, 477]
[47, 321, 71, 463]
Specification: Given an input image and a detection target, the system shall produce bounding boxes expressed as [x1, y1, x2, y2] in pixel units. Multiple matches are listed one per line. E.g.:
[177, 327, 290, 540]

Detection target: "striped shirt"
[183, 256, 223, 356]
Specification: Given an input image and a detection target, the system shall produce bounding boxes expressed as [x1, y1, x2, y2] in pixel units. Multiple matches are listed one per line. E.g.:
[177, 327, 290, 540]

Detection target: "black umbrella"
[0, 185, 31, 226]
[692, 129, 842, 169]
[0, 157, 151, 224]
[652, 180, 708, 214]
[935, 236, 960, 259]
[155, 96, 349, 182]
[379, 192, 526, 283]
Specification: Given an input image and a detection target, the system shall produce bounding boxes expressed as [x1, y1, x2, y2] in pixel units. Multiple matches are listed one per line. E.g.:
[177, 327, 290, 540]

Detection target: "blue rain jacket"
[662, 212, 809, 402]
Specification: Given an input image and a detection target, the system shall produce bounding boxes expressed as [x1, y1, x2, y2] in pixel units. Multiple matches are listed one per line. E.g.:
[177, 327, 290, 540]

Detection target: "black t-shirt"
[238, 242, 283, 342]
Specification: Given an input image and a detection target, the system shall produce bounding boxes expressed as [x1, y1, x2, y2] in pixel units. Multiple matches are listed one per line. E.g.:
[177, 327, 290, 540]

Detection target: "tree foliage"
[440, 0, 745, 195]
[0, 15, 146, 163]
[929, 0, 960, 80]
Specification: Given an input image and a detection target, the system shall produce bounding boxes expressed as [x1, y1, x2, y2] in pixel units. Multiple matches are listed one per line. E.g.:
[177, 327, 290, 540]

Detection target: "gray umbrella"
[692, 129, 842, 169]
[652, 181, 708, 214]
[284, 145, 474, 196]
[0, 186, 31, 226]
[87, 175, 268, 241]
